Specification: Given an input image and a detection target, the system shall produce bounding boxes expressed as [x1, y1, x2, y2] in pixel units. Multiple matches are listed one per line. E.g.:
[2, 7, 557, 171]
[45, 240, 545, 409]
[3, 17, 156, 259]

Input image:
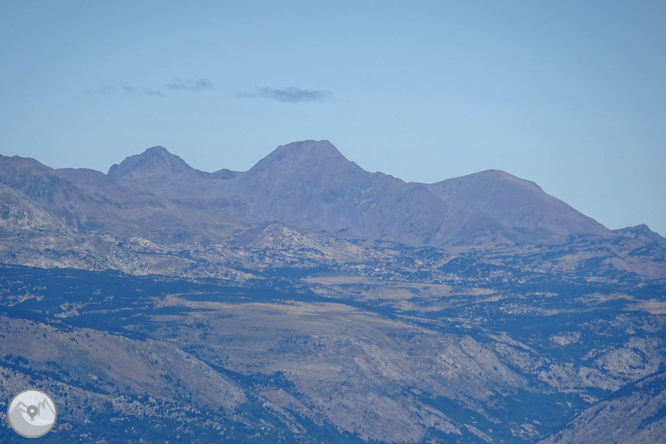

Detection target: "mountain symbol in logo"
[7, 390, 57, 438]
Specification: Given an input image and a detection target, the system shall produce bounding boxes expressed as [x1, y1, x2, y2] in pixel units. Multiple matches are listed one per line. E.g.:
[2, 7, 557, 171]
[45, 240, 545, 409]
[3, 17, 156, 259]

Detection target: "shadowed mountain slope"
[539, 370, 666, 444]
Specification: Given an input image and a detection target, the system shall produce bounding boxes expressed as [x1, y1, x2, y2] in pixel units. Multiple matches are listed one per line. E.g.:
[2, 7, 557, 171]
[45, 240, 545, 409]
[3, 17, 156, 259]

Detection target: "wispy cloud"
[167, 78, 215, 91]
[141, 88, 164, 97]
[92, 84, 164, 97]
[92, 77, 214, 97]
[238, 86, 332, 103]
[95, 85, 115, 95]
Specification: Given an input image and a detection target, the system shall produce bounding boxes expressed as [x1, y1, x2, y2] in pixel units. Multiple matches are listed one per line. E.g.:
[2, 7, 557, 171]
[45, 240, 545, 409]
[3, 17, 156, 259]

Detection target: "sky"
[1, 1, 665, 235]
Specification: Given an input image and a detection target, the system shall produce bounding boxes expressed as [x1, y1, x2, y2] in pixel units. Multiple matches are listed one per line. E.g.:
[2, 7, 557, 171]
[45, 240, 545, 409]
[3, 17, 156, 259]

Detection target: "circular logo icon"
[7, 389, 57, 438]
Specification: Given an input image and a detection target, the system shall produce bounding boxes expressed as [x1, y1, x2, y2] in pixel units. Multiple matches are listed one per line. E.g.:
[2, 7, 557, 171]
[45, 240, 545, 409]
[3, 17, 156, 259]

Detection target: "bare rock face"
[0, 183, 67, 233]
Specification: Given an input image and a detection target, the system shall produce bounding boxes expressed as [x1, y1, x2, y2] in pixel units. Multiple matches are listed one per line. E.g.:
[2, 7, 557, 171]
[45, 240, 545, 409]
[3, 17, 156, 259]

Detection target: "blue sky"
[1, 1, 665, 235]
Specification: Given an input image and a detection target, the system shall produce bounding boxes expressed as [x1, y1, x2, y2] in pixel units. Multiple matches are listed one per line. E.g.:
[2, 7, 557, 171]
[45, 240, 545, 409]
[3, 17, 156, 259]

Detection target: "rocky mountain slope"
[538, 370, 666, 444]
[1, 263, 665, 443]
[1, 140, 666, 443]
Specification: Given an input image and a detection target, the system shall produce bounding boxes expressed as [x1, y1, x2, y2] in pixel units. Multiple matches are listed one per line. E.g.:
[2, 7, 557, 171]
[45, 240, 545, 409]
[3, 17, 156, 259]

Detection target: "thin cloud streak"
[167, 78, 215, 91]
[141, 88, 164, 97]
[238, 86, 332, 103]
[92, 77, 215, 97]
[93, 84, 164, 96]
[95, 85, 115, 95]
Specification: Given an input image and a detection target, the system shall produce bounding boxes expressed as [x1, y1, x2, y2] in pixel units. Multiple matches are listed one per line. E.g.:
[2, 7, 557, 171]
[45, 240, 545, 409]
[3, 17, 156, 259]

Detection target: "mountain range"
[1, 140, 665, 443]
[2, 139, 664, 280]
[1, 140, 615, 246]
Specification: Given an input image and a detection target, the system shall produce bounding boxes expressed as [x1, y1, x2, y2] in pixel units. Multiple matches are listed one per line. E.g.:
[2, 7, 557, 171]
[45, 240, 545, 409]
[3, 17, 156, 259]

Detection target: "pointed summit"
[274, 140, 346, 159]
[238, 140, 363, 199]
[108, 146, 194, 179]
[247, 140, 352, 178]
[106, 146, 211, 197]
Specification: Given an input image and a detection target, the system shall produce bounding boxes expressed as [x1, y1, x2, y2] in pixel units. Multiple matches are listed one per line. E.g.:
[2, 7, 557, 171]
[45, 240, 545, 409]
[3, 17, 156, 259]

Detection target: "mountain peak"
[271, 139, 348, 164]
[462, 169, 544, 192]
[142, 145, 171, 158]
[245, 140, 355, 178]
[614, 224, 665, 244]
[108, 146, 194, 179]
[428, 168, 609, 242]
[278, 139, 337, 151]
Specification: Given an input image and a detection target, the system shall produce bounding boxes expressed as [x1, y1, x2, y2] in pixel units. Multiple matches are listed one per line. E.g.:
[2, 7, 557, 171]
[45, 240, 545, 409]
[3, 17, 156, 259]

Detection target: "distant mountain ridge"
[2, 140, 663, 260]
[95, 140, 613, 246]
